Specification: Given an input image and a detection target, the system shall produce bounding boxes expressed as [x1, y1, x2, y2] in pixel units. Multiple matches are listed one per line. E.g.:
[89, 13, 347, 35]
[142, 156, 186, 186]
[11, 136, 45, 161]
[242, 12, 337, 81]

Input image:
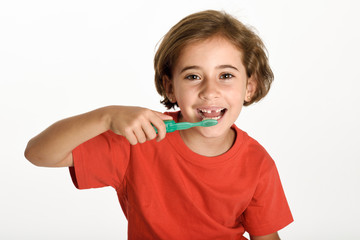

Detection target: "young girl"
[25, 10, 293, 240]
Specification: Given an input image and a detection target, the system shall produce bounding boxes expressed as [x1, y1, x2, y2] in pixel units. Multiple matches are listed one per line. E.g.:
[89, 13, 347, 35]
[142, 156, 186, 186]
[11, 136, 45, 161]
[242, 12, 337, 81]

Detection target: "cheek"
[225, 85, 246, 100]
[174, 84, 195, 100]
[175, 92, 193, 108]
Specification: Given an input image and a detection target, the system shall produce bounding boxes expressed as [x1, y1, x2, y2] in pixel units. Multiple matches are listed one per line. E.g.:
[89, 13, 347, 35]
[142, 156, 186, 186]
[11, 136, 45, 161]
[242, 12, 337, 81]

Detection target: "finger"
[133, 127, 147, 144]
[123, 129, 138, 145]
[150, 117, 167, 142]
[142, 121, 157, 141]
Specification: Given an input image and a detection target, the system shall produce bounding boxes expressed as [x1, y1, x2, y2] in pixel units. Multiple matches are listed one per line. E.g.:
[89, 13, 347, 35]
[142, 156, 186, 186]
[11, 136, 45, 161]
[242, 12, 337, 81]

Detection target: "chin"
[198, 125, 232, 138]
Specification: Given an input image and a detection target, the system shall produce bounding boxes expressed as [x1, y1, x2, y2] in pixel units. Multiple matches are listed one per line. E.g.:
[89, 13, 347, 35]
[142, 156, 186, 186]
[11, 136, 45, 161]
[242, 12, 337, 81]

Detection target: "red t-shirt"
[70, 112, 293, 239]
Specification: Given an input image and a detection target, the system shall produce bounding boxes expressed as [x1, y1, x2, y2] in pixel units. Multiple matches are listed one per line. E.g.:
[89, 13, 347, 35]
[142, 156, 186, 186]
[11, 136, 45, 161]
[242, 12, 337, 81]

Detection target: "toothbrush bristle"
[202, 119, 218, 127]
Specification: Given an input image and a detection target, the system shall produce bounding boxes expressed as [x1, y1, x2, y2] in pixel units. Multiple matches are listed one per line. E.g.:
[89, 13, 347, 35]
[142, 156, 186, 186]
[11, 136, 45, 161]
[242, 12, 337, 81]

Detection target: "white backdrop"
[1, 0, 359, 239]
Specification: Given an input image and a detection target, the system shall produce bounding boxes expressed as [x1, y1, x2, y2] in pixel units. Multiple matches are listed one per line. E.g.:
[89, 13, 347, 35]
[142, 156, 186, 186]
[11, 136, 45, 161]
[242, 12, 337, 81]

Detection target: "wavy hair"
[154, 10, 274, 109]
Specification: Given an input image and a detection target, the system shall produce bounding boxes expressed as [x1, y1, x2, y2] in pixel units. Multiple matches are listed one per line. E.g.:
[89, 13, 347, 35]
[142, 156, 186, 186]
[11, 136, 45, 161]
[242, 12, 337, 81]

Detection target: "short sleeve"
[242, 158, 293, 236]
[69, 130, 130, 190]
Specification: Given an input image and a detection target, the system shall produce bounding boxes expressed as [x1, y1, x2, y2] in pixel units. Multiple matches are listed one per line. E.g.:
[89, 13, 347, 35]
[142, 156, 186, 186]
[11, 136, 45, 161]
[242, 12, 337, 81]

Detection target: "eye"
[220, 73, 233, 79]
[185, 75, 201, 80]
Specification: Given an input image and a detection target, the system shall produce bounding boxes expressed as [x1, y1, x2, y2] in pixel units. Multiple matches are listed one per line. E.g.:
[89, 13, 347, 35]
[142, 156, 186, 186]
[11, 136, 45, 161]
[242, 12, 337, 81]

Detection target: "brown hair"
[154, 10, 274, 109]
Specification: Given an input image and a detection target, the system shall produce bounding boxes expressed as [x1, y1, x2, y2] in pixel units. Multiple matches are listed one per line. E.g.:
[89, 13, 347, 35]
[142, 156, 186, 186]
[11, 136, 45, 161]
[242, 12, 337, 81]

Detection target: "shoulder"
[234, 126, 270, 157]
[233, 125, 275, 170]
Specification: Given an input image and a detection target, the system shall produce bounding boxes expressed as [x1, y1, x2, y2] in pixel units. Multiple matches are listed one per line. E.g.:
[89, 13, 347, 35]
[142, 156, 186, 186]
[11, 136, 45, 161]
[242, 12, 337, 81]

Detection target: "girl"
[25, 10, 293, 240]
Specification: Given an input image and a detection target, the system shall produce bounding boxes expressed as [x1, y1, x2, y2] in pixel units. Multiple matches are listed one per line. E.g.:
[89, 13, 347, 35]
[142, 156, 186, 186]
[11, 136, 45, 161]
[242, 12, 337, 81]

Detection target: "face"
[165, 36, 256, 139]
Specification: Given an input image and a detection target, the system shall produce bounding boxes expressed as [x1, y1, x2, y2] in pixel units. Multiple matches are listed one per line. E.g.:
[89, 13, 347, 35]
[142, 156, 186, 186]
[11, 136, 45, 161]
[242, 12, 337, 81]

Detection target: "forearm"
[25, 105, 172, 167]
[25, 106, 111, 167]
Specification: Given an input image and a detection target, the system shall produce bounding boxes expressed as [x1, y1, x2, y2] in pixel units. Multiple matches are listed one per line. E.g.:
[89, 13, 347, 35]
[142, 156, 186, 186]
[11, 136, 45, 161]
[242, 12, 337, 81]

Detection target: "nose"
[199, 78, 220, 100]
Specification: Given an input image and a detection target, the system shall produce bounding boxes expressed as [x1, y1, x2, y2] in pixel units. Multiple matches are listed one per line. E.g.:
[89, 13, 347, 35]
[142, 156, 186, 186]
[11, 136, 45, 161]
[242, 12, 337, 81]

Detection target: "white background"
[1, 0, 359, 239]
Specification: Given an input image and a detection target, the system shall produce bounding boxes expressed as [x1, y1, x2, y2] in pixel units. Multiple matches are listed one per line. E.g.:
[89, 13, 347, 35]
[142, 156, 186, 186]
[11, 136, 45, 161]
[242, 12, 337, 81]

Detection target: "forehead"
[174, 36, 243, 70]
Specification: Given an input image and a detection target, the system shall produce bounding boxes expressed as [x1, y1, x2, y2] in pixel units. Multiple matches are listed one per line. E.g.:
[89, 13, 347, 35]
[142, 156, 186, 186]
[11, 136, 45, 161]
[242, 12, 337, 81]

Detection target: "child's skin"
[25, 106, 173, 167]
[25, 35, 280, 240]
[164, 36, 256, 157]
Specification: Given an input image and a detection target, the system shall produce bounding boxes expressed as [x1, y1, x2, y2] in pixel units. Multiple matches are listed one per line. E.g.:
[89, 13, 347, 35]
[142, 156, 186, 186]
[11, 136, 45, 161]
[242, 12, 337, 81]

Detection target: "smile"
[197, 107, 227, 120]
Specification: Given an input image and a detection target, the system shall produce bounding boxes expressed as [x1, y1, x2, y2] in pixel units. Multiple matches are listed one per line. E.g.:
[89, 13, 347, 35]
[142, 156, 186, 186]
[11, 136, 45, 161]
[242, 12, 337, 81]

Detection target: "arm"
[24, 106, 172, 167]
[250, 232, 280, 240]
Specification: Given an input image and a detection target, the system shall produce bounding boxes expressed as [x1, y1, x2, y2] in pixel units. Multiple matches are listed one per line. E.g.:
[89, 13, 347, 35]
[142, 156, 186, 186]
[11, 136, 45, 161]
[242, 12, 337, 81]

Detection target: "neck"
[179, 128, 236, 157]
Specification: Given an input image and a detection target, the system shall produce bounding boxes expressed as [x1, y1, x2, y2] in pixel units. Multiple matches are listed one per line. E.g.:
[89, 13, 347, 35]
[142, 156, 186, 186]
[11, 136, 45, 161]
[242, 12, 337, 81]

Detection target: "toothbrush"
[153, 119, 218, 133]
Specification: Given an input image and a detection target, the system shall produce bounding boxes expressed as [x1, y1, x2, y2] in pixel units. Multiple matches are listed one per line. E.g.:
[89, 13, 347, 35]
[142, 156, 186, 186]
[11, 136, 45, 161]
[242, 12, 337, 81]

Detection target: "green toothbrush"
[154, 119, 218, 133]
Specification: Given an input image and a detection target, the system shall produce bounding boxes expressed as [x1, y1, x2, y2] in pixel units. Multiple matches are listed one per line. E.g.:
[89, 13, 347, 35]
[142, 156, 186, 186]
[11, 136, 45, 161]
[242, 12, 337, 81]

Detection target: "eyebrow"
[217, 65, 239, 71]
[179, 64, 239, 73]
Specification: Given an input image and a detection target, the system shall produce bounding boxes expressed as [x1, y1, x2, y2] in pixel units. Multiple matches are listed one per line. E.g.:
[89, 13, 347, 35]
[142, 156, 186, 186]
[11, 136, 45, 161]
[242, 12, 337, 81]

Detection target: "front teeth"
[203, 116, 221, 120]
[200, 109, 212, 113]
[199, 108, 224, 113]
[198, 108, 225, 121]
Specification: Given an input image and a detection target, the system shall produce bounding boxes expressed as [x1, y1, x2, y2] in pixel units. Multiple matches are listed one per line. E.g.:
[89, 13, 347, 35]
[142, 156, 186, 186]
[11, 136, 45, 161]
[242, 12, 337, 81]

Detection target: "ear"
[245, 75, 257, 103]
[162, 75, 176, 103]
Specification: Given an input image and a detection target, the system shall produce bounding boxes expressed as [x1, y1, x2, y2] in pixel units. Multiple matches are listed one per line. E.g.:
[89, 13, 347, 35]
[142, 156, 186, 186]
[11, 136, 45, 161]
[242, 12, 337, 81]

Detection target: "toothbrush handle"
[153, 120, 176, 133]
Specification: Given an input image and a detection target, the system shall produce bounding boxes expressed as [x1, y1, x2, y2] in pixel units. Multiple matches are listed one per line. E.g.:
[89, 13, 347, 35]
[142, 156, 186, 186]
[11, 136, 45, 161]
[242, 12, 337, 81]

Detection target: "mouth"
[197, 107, 227, 120]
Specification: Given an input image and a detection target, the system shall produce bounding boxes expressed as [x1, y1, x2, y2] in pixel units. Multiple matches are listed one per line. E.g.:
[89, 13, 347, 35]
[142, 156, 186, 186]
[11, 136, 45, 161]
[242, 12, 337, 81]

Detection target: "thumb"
[153, 111, 173, 121]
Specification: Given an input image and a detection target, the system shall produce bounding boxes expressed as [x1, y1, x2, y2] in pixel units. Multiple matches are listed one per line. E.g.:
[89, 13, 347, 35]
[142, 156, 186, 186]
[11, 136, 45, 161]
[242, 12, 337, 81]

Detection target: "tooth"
[200, 109, 211, 113]
[199, 109, 225, 114]
[203, 116, 221, 120]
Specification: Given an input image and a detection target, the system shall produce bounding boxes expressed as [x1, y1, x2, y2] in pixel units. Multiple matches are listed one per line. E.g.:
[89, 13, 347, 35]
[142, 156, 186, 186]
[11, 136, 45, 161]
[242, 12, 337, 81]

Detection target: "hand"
[107, 106, 173, 145]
